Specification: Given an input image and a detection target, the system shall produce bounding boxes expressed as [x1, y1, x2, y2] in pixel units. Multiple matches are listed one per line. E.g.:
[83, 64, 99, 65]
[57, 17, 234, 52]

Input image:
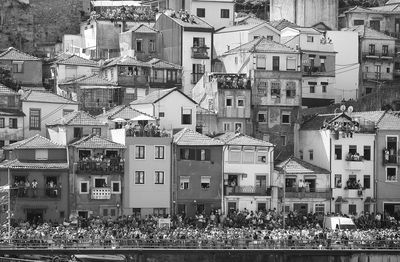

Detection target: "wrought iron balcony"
[76, 159, 124, 174]
[284, 188, 330, 199]
[225, 186, 271, 196]
[91, 187, 111, 200]
[191, 46, 209, 59]
[383, 151, 400, 165]
[11, 187, 62, 200]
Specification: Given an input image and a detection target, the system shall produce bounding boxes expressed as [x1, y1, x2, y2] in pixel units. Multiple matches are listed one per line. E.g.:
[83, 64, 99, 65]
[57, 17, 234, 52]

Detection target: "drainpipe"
[374, 138, 377, 214]
[222, 145, 227, 215]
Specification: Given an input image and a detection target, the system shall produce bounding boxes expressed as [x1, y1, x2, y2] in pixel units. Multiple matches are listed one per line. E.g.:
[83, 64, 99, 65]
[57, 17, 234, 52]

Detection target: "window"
[111, 181, 121, 193]
[180, 176, 189, 189]
[387, 67, 390, 73]
[159, 112, 165, 118]
[286, 82, 296, 98]
[307, 36, 314, 42]
[335, 145, 342, 160]
[235, 56, 238, 64]
[192, 64, 204, 83]
[29, 109, 41, 130]
[281, 111, 290, 124]
[12, 61, 23, 73]
[349, 145, 357, 155]
[226, 97, 232, 107]
[321, 82, 328, 93]
[237, 97, 245, 107]
[201, 176, 210, 189]
[369, 44, 375, 55]
[310, 85, 315, 93]
[180, 148, 210, 161]
[320, 57, 326, 72]
[74, 127, 83, 138]
[0, 140, 4, 147]
[197, 8, 205, 17]
[386, 167, 397, 181]
[271, 82, 281, 96]
[62, 109, 74, 116]
[136, 39, 142, 52]
[193, 37, 205, 47]
[335, 174, 342, 188]
[8, 96, 15, 107]
[266, 35, 273, 41]
[92, 128, 101, 136]
[149, 39, 155, 52]
[94, 178, 106, 188]
[364, 175, 370, 189]
[243, 147, 255, 163]
[364, 146, 371, 160]
[286, 57, 296, 71]
[315, 204, 325, 215]
[309, 150, 314, 160]
[181, 108, 192, 125]
[153, 208, 166, 216]
[258, 82, 267, 94]
[234, 122, 242, 132]
[103, 209, 108, 217]
[80, 181, 89, 194]
[221, 9, 230, 18]
[155, 146, 165, 159]
[257, 149, 268, 163]
[9, 118, 17, 129]
[281, 135, 287, 146]
[353, 19, 364, 26]
[272, 56, 280, 71]
[155, 171, 164, 184]
[228, 146, 241, 163]
[35, 149, 48, 160]
[223, 122, 231, 132]
[382, 45, 389, 56]
[349, 204, 357, 215]
[256, 55, 266, 69]
[258, 112, 268, 123]
[299, 150, 303, 160]
[135, 171, 145, 184]
[135, 146, 145, 159]
[0, 118, 4, 128]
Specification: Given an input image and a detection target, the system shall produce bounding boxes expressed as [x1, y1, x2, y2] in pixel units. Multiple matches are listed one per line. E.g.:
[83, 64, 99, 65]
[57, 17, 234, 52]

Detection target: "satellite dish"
[340, 105, 346, 112]
[348, 106, 354, 113]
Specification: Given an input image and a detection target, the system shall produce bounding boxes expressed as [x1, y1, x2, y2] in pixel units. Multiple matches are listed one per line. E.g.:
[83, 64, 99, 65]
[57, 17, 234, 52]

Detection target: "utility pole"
[282, 164, 286, 229]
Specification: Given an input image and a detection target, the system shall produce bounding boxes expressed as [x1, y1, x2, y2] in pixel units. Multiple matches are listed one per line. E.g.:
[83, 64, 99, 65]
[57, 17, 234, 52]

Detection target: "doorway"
[26, 209, 44, 224]
[293, 203, 308, 215]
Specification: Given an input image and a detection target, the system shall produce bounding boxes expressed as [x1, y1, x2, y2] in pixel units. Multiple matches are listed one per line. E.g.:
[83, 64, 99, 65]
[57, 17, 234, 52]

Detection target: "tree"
[0, 65, 20, 90]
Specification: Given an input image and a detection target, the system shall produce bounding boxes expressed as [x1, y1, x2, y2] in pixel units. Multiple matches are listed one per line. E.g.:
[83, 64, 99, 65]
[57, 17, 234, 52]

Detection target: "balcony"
[344, 159, 364, 170]
[209, 73, 251, 90]
[362, 52, 394, 60]
[363, 72, 393, 81]
[11, 187, 61, 200]
[191, 46, 209, 59]
[91, 187, 111, 200]
[76, 159, 124, 174]
[384, 31, 400, 39]
[118, 75, 149, 86]
[126, 125, 171, 137]
[303, 66, 333, 76]
[284, 188, 330, 199]
[224, 186, 271, 196]
[383, 151, 400, 165]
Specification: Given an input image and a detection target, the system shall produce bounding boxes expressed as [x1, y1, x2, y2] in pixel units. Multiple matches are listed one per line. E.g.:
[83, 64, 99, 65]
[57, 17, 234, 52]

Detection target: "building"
[297, 110, 384, 215]
[275, 157, 331, 216]
[0, 135, 69, 223]
[0, 84, 24, 157]
[130, 87, 197, 132]
[375, 111, 400, 219]
[343, 26, 397, 96]
[270, 0, 339, 30]
[0, 47, 42, 88]
[192, 73, 252, 135]
[147, 58, 183, 90]
[123, 129, 172, 218]
[154, 11, 214, 95]
[69, 134, 125, 219]
[219, 36, 302, 161]
[172, 128, 224, 217]
[20, 89, 79, 138]
[215, 132, 274, 213]
[281, 27, 337, 107]
[143, 0, 234, 30]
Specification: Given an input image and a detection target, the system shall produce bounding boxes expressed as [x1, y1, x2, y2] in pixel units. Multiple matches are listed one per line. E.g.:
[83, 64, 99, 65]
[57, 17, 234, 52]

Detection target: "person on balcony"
[31, 179, 38, 198]
[24, 179, 30, 197]
[384, 148, 390, 162]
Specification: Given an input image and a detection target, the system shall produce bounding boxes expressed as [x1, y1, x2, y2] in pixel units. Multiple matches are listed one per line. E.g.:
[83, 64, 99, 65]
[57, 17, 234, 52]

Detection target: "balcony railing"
[362, 52, 394, 59]
[126, 125, 171, 137]
[384, 31, 400, 39]
[118, 75, 149, 86]
[209, 73, 251, 90]
[383, 151, 400, 165]
[11, 187, 61, 200]
[225, 186, 271, 196]
[91, 187, 111, 200]
[345, 154, 363, 161]
[284, 188, 330, 199]
[191, 46, 209, 59]
[76, 159, 124, 174]
[303, 66, 332, 76]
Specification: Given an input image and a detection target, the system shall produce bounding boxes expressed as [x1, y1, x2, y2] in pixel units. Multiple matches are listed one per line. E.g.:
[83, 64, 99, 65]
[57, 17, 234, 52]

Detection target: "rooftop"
[130, 87, 196, 105]
[268, 19, 298, 31]
[2, 134, 65, 150]
[147, 58, 182, 70]
[104, 55, 151, 68]
[162, 10, 213, 30]
[0, 159, 69, 170]
[0, 47, 40, 61]
[100, 104, 155, 120]
[222, 36, 298, 55]
[276, 157, 330, 174]
[342, 25, 396, 40]
[54, 54, 99, 67]
[21, 90, 77, 104]
[215, 132, 273, 147]
[0, 84, 17, 94]
[377, 111, 400, 130]
[0, 108, 25, 117]
[46, 111, 105, 126]
[70, 134, 125, 149]
[128, 23, 159, 33]
[173, 128, 223, 146]
[60, 74, 117, 86]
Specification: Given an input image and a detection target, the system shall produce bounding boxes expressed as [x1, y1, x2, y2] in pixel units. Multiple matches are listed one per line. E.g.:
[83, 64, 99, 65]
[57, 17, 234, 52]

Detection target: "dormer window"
[35, 149, 48, 160]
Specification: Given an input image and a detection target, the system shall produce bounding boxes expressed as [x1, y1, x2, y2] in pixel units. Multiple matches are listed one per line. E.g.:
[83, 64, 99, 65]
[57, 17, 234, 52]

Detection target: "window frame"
[363, 175, 371, 189]
[258, 111, 268, 123]
[363, 145, 371, 161]
[196, 8, 205, 18]
[136, 39, 143, 52]
[29, 108, 41, 130]
[9, 118, 17, 129]
[80, 181, 89, 194]
[281, 111, 291, 124]
[236, 97, 245, 108]
[135, 145, 146, 160]
[335, 145, 342, 160]
[0, 118, 4, 128]
[155, 171, 165, 184]
[220, 9, 230, 18]
[155, 145, 165, 160]
[309, 149, 314, 160]
[111, 181, 121, 194]
[386, 166, 397, 182]
[12, 61, 24, 73]
[135, 171, 145, 184]
[180, 176, 190, 190]
[92, 127, 101, 136]
[201, 176, 211, 189]
[181, 107, 192, 125]
[35, 149, 49, 160]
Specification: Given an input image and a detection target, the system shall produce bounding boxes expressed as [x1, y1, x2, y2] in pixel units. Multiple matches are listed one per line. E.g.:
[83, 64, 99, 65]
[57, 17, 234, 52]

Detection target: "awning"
[335, 196, 348, 203]
[304, 175, 317, 179]
[130, 114, 156, 121]
[364, 197, 376, 204]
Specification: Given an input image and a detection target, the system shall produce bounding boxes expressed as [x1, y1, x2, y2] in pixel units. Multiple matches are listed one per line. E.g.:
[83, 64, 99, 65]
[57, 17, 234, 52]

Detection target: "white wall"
[297, 129, 331, 170]
[190, 0, 234, 30]
[326, 31, 360, 101]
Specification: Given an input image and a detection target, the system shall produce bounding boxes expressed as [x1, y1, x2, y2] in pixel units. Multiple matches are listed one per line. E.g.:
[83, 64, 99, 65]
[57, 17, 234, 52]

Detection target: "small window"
[335, 174, 342, 188]
[155, 171, 165, 184]
[271, 82, 281, 96]
[272, 56, 280, 71]
[363, 175, 370, 189]
[237, 97, 245, 107]
[286, 82, 296, 98]
[322, 85, 327, 93]
[349, 204, 357, 215]
[12, 61, 23, 73]
[135, 171, 145, 184]
[180, 176, 190, 189]
[74, 127, 83, 138]
[315, 204, 325, 215]
[197, 8, 205, 17]
[159, 112, 165, 118]
[299, 150, 303, 160]
[149, 39, 155, 52]
[258, 112, 268, 123]
[0, 118, 4, 128]
[309, 150, 314, 160]
[307, 36, 314, 42]
[383, 45, 389, 56]
[62, 109, 74, 116]
[229, 146, 241, 163]
[281, 112, 291, 124]
[223, 123, 231, 132]
[287, 57, 296, 71]
[266, 35, 273, 41]
[226, 98, 232, 107]
[103, 209, 108, 217]
[335, 145, 342, 160]
[94, 178, 106, 187]
[310, 85, 315, 93]
[29, 109, 41, 130]
[181, 108, 192, 125]
[9, 118, 17, 129]
[387, 68, 390, 73]
[201, 176, 210, 189]
[0, 140, 4, 147]
[153, 208, 166, 216]
[135, 146, 145, 159]
[234, 122, 242, 132]
[35, 149, 48, 160]
[136, 39, 142, 52]
[220, 9, 230, 18]
[256, 56, 266, 69]
[155, 146, 165, 159]
[80, 181, 89, 194]
[111, 181, 121, 193]
[369, 44, 375, 55]
[349, 145, 357, 155]
[281, 135, 287, 146]
[364, 146, 371, 161]
[92, 128, 101, 136]
[386, 167, 397, 182]
[353, 19, 364, 26]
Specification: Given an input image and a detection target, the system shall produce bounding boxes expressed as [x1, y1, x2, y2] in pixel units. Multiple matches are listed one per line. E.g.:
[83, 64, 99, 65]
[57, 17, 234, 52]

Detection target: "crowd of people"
[89, 6, 157, 22]
[1, 209, 400, 250]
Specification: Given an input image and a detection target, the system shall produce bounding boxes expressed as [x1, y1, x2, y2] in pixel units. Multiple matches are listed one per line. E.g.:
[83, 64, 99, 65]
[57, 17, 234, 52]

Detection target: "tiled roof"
[217, 23, 263, 33]
[352, 111, 386, 124]
[342, 25, 396, 40]
[130, 87, 196, 105]
[173, 128, 223, 146]
[55, 55, 99, 67]
[0, 47, 40, 61]
[0, 108, 25, 117]
[268, 19, 298, 31]
[46, 111, 105, 126]
[104, 55, 151, 67]
[21, 90, 77, 104]
[370, 3, 400, 12]
[0, 84, 17, 94]
[148, 58, 182, 69]
[234, 15, 266, 25]
[60, 74, 117, 86]
[70, 134, 125, 149]
[129, 24, 158, 33]
[345, 5, 400, 14]
[293, 27, 321, 35]
[215, 132, 274, 147]
[377, 111, 400, 130]
[0, 159, 68, 170]
[163, 12, 213, 29]
[276, 157, 330, 174]
[223, 36, 298, 55]
[101, 105, 155, 120]
[2, 134, 65, 150]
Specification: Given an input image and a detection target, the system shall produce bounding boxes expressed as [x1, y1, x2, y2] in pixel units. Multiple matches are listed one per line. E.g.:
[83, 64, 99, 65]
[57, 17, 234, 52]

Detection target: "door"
[395, 19, 400, 33]
[78, 211, 88, 219]
[304, 178, 316, 192]
[293, 203, 308, 215]
[196, 204, 205, 214]
[387, 136, 398, 163]
[26, 209, 44, 224]
[177, 204, 186, 216]
[257, 202, 266, 211]
[375, 65, 381, 79]
[370, 20, 381, 31]
[227, 202, 237, 213]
